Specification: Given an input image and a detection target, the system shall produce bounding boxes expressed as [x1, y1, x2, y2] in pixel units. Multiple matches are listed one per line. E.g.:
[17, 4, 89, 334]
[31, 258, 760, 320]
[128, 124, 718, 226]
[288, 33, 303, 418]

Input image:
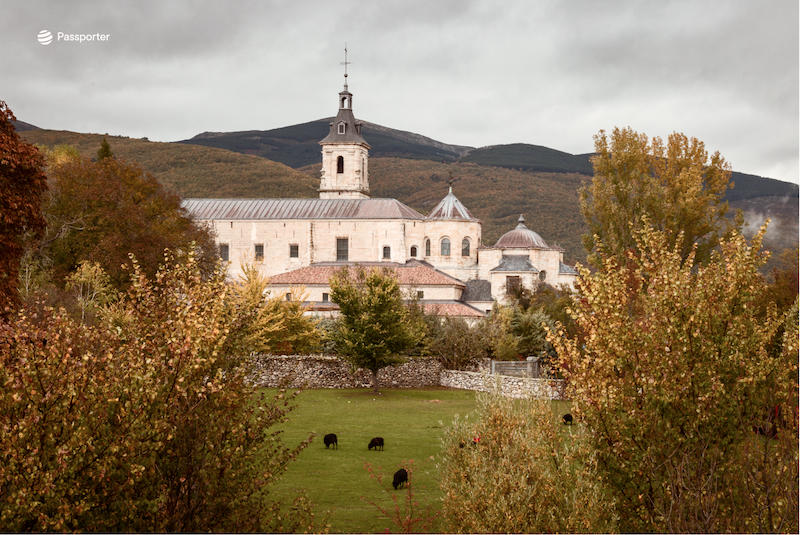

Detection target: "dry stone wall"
[249, 354, 443, 389]
[440, 370, 565, 400]
[248, 355, 566, 400]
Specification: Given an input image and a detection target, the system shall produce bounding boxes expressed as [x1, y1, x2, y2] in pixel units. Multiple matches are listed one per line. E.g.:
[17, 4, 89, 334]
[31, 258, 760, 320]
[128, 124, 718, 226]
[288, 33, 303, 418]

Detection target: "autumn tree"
[550, 222, 798, 532]
[40, 155, 217, 289]
[580, 127, 733, 268]
[0, 249, 317, 532]
[329, 265, 417, 393]
[225, 261, 321, 355]
[0, 101, 48, 313]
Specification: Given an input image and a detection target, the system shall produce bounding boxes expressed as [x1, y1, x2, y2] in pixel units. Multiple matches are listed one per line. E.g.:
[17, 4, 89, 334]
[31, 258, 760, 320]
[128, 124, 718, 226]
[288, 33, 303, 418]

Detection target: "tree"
[550, 222, 798, 532]
[328, 265, 417, 393]
[439, 384, 618, 533]
[580, 127, 733, 268]
[96, 136, 114, 161]
[225, 260, 321, 355]
[425, 315, 489, 370]
[0, 249, 317, 532]
[0, 101, 48, 314]
[40, 155, 217, 290]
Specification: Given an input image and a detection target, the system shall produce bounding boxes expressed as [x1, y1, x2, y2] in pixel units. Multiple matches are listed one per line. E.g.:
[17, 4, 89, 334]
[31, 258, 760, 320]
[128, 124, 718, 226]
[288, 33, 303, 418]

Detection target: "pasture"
[265, 387, 571, 533]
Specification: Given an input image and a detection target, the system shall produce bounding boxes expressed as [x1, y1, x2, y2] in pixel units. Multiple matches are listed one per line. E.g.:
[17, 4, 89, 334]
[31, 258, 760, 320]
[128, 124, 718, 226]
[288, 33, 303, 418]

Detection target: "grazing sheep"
[393, 468, 408, 490]
[562, 413, 573, 425]
[323, 433, 338, 449]
[368, 437, 384, 450]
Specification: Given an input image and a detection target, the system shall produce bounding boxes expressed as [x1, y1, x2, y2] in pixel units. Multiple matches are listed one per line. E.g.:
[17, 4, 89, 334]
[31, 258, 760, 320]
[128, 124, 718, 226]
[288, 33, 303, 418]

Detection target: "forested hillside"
[22, 128, 797, 267]
[21, 130, 319, 198]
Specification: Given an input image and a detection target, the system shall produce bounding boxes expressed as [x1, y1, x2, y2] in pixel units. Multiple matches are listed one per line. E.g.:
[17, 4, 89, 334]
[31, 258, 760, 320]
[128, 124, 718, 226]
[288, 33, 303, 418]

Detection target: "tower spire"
[340, 43, 351, 91]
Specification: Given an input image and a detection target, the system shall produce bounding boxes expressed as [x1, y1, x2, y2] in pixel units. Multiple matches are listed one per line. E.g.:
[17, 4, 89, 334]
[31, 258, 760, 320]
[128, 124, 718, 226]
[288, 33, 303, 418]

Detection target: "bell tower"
[319, 47, 370, 199]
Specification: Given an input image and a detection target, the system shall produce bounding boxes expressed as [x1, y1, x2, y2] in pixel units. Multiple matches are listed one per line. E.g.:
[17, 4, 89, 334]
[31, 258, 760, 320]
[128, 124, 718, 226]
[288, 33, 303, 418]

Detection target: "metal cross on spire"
[341, 43, 351, 90]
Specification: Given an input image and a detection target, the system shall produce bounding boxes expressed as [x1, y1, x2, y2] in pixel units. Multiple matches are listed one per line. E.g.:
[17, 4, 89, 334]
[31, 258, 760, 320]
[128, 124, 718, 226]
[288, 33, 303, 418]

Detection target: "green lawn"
[265, 386, 571, 533]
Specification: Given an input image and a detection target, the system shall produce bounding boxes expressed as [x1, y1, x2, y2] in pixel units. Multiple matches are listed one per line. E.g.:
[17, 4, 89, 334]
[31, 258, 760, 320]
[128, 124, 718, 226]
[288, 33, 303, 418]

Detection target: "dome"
[494, 215, 549, 249]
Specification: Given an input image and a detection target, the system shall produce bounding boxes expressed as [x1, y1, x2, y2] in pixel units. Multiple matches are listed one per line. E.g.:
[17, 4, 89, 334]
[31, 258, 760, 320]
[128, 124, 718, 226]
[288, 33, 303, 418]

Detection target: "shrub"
[438, 382, 618, 533]
[0, 250, 317, 532]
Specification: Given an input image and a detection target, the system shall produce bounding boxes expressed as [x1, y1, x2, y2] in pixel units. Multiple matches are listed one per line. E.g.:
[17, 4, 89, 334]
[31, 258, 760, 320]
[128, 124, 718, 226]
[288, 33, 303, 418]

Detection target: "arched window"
[337, 156, 344, 174]
[538, 270, 547, 282]
[462, 238, 470, 257]
[383, 246, 391, 259]
[410, 245, 418, 257]
[441, 238, 451, 257]
[425, 239, 431, 256]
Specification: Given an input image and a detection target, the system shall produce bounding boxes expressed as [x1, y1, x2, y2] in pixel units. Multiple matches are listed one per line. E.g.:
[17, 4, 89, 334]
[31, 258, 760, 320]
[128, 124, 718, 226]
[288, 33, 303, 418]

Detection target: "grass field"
[266, 387, 571, 533]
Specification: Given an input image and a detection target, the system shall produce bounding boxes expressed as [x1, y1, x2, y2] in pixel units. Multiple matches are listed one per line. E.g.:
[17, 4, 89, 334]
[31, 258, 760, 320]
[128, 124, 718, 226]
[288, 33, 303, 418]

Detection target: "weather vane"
[341, 43, 351, 88]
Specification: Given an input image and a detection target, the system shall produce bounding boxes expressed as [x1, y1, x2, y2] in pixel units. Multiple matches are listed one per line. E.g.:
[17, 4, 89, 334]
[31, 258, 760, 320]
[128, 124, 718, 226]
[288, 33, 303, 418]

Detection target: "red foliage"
[0, 102, 48, 314]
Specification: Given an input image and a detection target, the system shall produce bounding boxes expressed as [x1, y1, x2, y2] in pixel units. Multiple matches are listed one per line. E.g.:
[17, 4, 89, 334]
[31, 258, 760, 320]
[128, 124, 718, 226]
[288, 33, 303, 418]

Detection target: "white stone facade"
[183, 80, 577, 314]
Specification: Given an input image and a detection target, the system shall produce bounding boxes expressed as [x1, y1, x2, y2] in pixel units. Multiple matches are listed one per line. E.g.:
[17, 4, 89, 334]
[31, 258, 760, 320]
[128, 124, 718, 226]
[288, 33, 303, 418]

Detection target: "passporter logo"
[38, 30, 110, 45]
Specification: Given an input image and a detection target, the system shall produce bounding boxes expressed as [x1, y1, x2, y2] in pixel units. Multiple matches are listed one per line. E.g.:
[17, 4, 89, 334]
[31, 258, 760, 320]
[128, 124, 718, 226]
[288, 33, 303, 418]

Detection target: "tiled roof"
[182, 198, 425, 221]
[268, 261, 466, 288]
[426, 187, 479, 221]
[489, 255, 539, 273]
[422, 301, 486, 317]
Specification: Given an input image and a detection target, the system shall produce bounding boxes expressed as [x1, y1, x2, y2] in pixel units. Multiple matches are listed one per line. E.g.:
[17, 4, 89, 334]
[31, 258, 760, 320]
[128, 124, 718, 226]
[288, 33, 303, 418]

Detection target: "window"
[254, 244, 264, 261]
[322, 293, 329, 302]
[285, 293, 292, 301]
[383, 246, 391, 259]
[441, 238, 451, 256]
[410, 245, 418, 258]
[337, 238, 349, 262]
[290, 244, 299, 258]
[337, 155, 344, 173]
[538, 270, 547, 282]
[338, 122, 345, 134]
[219, 244, 229, 262]
[462, 238, 470, 257]
[417, 291, 424, 299]
[425, 239, 431, 256]
[506, 276, 521, 294]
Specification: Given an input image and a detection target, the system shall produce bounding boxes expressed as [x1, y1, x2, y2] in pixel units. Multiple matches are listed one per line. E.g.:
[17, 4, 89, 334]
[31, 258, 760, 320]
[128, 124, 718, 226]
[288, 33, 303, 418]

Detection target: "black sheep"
[562, 413, 573, 425]
[393, 468, 408, 490]
[323, 433, 338, 449]
[368, 437, 384, 450]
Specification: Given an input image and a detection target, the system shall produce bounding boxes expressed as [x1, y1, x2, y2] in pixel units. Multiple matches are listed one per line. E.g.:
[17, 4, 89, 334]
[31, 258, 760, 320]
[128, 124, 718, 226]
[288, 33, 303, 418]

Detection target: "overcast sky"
[2, 0, 798, 184]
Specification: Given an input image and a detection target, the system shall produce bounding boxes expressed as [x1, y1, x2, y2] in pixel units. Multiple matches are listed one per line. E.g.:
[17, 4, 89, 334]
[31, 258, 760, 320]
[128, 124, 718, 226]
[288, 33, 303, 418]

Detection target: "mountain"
[21, 125, 798, 267]
[180, 119, 473, 168]
[181, 121, 798, 204]
[19, 129, 318, 198]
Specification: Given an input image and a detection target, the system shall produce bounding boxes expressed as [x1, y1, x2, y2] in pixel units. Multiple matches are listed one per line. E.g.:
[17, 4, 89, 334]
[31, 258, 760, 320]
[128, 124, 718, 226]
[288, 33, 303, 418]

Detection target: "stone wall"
[249, 354, 443, 389]
[248, 355, 566, 400]
[440, 369, 566, 400]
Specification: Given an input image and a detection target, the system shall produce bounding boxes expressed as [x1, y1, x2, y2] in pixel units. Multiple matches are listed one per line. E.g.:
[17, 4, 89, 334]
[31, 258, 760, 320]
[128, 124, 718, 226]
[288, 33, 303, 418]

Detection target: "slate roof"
[489, 255, 539, 273]
[559, 262, 578, 275]
[182, 198, 425, 220]
[426, 187, 479, 221]
[461, 279, 493, 302]
[319, 88, 370, 145]
[267, 261, 466, 288]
